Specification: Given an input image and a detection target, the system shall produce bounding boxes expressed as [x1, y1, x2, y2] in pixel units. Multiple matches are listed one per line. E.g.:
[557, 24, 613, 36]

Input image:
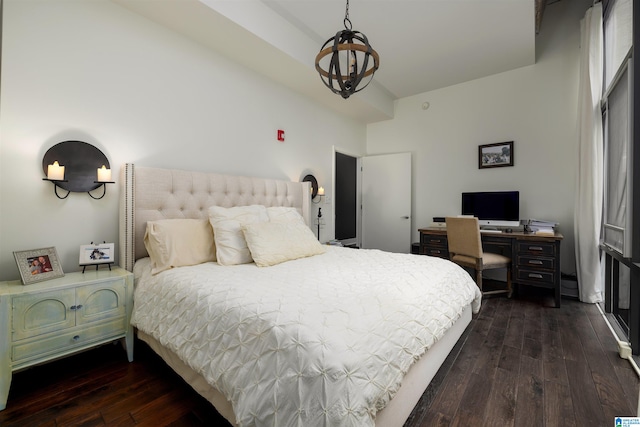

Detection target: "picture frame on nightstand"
[79, 242, 115, 267]
[13, 246, 64, 285]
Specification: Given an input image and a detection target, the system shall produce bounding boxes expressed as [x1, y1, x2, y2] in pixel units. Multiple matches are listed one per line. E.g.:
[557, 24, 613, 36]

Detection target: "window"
[603, 62, 632, 256]
[601, 0, 640, 354]
[602, 0, 633, 257]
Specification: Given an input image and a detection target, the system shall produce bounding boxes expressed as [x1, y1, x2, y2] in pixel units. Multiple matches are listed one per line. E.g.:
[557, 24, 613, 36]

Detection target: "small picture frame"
[14, 247, 64, 285]
[79, 242, 115, 266]
[479, 141, 514, 169]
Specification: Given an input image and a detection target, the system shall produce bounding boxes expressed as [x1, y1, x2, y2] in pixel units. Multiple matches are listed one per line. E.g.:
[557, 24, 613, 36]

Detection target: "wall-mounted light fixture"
[42, 141, 114, 200]
[302, 174, 325, 204]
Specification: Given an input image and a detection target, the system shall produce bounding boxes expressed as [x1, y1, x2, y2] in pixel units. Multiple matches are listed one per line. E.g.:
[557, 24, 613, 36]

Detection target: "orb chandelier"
[315, 0, 379, 99]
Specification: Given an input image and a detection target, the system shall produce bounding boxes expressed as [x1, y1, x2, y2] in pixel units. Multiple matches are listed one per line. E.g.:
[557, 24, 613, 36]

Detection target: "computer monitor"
[461, 191, 520, 227]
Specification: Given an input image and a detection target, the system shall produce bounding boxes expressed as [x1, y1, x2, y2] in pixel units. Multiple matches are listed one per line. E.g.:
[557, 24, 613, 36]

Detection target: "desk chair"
[445, 216, 512, 297]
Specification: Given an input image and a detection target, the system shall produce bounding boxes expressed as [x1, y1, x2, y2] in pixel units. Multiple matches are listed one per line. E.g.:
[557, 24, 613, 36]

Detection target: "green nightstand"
[0, 267, 134, 411]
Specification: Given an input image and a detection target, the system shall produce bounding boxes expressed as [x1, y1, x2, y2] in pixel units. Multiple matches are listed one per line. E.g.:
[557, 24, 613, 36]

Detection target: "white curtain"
[574, 3, 603, 303]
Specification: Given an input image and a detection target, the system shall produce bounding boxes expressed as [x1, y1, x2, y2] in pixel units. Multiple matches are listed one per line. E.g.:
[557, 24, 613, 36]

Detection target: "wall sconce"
[42, 141, 114, 200]
[302, 174, 325, 204]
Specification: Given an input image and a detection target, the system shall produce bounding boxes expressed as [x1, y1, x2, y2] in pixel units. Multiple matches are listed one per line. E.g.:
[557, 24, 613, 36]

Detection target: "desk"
[418, 228, 564, 307]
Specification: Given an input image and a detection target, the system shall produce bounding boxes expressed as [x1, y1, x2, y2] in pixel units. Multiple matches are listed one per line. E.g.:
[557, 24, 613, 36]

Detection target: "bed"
[118, 164, 481, 427]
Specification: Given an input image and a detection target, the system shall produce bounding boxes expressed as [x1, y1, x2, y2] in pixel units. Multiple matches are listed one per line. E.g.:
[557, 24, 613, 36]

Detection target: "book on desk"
[524, 219, 559, 235]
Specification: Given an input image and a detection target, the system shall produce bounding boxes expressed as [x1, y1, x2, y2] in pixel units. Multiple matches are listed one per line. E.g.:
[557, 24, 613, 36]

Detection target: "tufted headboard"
[118, 164, 311, 272]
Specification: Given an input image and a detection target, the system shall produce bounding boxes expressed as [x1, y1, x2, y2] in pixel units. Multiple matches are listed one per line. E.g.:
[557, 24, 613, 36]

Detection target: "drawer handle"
[528, 260, 544, 265]
[529, 246, 544, 251]
[73, 335, 80, 341]
[429, 239, 440, 243]
[431, 250, 441, 254]
[528, 273, 544, 279]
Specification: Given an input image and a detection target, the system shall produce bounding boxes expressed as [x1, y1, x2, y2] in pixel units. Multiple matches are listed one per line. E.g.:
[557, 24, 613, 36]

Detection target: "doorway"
[334, 150, 359, 248]
[333, 150, 412, 252]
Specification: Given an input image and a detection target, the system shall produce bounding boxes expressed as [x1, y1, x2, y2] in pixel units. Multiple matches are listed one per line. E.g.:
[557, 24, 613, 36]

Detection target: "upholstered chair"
[445, 216, 512, 297]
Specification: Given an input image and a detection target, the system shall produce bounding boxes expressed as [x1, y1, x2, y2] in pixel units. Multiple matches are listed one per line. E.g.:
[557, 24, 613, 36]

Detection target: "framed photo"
[79, 242, 115, 266]
[479, 141, 514, 169]
[14, 247, 64, 285]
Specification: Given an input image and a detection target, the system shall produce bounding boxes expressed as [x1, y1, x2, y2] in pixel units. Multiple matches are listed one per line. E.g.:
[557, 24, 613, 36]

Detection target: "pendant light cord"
[343, 0, 352, 30]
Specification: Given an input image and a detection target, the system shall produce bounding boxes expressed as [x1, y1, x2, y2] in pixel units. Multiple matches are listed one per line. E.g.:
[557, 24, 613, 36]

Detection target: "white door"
[361, 153, 412, 253]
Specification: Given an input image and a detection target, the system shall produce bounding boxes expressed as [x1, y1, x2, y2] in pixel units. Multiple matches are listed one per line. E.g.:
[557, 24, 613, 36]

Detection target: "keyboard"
[480, 229, 502, 234]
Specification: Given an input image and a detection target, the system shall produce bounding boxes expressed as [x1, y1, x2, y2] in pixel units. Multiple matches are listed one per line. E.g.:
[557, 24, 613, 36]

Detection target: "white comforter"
[131, 246, 481, 427]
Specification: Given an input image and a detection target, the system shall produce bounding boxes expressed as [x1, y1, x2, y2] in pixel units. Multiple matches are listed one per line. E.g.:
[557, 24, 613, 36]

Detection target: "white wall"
[0, 0, 365, 280]
[366, 0, 592, 274]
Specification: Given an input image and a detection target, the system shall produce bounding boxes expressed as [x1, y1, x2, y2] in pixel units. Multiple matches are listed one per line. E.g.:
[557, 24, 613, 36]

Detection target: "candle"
[97, 165, 112, 182]
[317, 186, 325, 196]
[47, 161, 65, 181]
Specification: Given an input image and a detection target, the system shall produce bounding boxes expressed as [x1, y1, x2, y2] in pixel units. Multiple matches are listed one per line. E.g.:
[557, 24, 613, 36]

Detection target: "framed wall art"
[14, 247, 64, 285]
[479, 141, 514, 169]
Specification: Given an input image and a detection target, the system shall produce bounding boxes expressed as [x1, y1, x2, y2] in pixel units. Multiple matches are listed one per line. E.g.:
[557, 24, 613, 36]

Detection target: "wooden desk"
[418, 227, 564, 307]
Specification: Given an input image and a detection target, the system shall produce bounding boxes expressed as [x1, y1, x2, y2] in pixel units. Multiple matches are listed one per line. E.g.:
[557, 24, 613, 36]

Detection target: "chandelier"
[315, 0, 379, 99]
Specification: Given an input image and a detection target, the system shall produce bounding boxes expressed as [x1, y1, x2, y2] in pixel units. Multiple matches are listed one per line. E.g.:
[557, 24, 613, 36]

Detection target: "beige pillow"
[144, 219, 216, 275]
[266, 206, 305, 224]
[242, 221, 326, 267]
[209, 205, 269, 265]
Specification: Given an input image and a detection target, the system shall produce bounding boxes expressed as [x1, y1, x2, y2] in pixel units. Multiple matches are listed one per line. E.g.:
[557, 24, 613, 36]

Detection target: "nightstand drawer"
[517, 256, 555, 270]
[12, 317, 126, 364]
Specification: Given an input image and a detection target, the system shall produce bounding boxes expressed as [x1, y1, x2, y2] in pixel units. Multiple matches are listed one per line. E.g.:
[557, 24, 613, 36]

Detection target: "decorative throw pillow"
[242, 221, 326, 267]
[144, 218, 216, 275]
[209, 205, 269, 265]
[266, 206, 306, 224]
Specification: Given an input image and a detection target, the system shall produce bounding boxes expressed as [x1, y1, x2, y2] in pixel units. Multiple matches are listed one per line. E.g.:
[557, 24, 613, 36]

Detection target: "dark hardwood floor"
[1, 288, 638, 426]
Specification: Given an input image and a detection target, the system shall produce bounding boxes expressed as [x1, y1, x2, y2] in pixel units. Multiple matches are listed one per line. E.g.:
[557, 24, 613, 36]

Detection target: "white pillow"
[266, 206, 305, 224]
[209, 205, 269, 265]
[144, 218, 216, 275]
[242, 221, 326, 267]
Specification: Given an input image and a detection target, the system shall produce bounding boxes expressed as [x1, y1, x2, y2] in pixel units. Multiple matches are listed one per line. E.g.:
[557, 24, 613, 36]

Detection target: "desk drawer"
[423, 247, 449, 258]
[516, 241, 556, 256]
[420, 233, 449, 258]
[517, 269, 555, 285]
[517, 256, 555, 270]
[421, 235, 447, 247]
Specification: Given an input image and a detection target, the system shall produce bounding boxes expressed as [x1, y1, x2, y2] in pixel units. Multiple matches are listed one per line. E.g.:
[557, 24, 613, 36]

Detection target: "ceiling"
[113, 0, 537, 123]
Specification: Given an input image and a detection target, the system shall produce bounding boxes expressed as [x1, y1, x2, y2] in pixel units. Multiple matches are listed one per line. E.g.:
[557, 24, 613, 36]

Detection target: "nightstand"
[0, 267, 134, 411]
